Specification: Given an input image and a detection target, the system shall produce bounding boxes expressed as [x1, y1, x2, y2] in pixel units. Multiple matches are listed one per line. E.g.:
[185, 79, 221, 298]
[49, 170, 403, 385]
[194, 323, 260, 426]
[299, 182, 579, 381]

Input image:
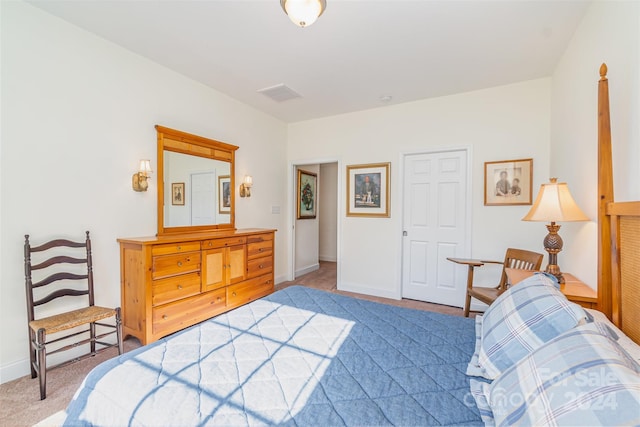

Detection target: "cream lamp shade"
[280, 0, 326, 27]
[522, 178, 589, 222]
[522, 178, 588, 284]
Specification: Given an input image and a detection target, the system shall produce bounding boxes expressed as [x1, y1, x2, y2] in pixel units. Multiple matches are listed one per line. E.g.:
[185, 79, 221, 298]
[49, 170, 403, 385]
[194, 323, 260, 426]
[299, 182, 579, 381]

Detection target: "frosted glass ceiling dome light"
[280, 0, 326, 28]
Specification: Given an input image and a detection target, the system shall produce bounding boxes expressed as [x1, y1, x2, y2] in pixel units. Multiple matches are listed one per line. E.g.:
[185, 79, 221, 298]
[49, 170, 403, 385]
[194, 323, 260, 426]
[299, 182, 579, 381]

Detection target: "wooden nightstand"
[561, 273, 598, 309]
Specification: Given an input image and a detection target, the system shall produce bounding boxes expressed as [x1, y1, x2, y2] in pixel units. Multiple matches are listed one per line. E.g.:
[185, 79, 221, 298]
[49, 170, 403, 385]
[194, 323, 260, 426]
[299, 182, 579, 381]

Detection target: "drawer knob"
[259, 248, 264, 252]
[177, 246, 181, 250]
[266, 280, 271, 284]
[208, 242, 212, 247]
[259, 264, 264, 269]
[178, 285, 183, 290]
[177, 261, 183, 267]
[162, 315, 168, 320]
[232, 292, 237, 297]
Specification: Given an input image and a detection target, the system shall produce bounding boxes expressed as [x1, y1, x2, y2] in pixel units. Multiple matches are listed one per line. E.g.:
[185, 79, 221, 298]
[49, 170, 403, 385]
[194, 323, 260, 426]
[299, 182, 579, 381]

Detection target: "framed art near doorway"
[297, 169, 317, 219]
[346, 162, 390, 217]
[484, 158, 533, 206]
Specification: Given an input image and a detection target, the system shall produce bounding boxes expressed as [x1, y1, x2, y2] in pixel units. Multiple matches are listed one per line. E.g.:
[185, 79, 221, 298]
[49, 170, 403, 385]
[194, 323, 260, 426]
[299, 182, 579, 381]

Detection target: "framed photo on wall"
[171, 182, 185, 206]
[218, 175, 231, 214]
[484, 158, 533, 206]
[297, 169, 317, 219]
[346, 162, 390, 217]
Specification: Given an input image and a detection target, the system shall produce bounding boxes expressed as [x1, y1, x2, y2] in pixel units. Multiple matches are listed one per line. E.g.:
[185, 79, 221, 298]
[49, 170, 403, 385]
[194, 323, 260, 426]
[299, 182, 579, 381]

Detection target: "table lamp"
[522, 178, 589, 284]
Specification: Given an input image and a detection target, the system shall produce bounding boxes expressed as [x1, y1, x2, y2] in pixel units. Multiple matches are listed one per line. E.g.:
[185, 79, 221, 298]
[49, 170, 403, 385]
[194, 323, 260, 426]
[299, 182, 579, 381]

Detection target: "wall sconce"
[239, 175, 253, 198]
[132, 159, 152, 192]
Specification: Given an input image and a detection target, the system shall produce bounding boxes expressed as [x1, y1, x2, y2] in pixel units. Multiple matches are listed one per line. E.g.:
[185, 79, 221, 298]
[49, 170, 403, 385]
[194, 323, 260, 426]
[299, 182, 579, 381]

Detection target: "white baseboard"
[0, 358, 30, 384]
[319, 255, 337, 262]
[274, 273, 289, 285]
[338, 281, 401, 300]
[295, 263, 320, 278]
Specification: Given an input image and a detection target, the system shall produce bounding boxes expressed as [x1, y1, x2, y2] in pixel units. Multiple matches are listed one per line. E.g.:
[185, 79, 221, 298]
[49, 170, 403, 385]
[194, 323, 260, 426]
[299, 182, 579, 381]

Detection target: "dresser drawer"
[152, 272, 201, 307]
[226, 275, 274, 309]
[246, 232, 273, 244]
[152, 288, 226, 337]
[152, 242, 201, 256]
[202, 236, 247, 249]
[247, 240, 273, 260]
[246, 256, 273, 279]
[152, 251, 200, 280]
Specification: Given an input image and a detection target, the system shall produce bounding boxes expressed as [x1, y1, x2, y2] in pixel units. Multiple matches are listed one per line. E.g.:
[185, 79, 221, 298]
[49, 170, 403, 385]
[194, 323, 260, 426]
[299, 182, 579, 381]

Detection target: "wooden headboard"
[597, 64, 640, 345]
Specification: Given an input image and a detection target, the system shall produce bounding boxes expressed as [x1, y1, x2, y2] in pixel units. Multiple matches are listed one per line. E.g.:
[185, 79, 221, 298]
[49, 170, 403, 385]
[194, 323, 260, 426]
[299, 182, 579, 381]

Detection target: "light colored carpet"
[1, 261, 474, 426]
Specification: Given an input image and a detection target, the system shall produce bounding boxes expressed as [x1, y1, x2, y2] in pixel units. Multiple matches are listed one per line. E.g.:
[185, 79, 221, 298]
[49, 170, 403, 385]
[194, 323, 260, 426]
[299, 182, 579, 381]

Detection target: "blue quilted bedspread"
[64, 286, 482, 426]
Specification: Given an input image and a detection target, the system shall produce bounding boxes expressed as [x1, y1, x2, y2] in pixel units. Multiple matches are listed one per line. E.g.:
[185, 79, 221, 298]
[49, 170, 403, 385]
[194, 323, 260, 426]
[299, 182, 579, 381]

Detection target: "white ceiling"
[28, 0, 590, 123]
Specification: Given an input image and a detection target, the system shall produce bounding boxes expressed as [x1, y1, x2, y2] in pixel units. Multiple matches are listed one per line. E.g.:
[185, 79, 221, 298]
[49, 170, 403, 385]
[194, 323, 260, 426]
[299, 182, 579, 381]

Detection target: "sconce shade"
[138, 159, 152, 175]
[240, 175, 253, 198]
[522, 178, 589, 222]
[280, 0, 326, 27]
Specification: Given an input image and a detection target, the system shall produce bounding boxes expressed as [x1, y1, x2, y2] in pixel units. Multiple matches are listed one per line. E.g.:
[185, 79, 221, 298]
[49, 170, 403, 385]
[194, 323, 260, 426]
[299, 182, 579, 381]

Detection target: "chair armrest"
[446, 257, 485, 267]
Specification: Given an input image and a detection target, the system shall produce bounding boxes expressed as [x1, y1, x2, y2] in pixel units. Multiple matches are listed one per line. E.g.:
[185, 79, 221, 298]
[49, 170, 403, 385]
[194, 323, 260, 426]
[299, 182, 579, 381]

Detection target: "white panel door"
[191, 172, 216, 226]
[402, 150, 468, 306]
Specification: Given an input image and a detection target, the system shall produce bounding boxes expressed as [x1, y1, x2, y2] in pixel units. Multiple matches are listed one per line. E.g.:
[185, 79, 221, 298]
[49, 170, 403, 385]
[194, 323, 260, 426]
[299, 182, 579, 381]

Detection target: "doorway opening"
[290, 161, 340, 285]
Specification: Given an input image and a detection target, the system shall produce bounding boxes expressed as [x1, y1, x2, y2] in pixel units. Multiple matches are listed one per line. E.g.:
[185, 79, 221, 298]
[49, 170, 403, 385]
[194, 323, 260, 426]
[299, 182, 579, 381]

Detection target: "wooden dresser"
[118, 229, 275, 345]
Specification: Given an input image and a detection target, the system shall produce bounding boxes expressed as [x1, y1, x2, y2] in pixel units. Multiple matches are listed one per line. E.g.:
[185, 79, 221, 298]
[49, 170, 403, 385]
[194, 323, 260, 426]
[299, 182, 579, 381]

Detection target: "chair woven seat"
[29, 306, 117, 335]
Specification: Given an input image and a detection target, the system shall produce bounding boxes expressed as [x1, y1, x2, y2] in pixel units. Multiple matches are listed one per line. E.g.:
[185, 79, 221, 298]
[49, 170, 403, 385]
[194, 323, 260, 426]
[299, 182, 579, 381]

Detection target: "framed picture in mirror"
[171, 182, 185, 206]
[218, 175, 231, 214]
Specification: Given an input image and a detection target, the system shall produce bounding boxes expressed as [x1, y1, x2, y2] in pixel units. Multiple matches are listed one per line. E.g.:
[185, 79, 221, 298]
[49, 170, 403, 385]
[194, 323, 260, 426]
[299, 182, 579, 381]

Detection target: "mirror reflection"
[163, 151, 231, 228]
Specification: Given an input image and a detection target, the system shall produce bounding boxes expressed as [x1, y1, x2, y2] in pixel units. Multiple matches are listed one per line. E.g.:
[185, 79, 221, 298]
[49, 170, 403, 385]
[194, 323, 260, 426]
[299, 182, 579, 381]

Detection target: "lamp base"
[543, 222, 565, 284]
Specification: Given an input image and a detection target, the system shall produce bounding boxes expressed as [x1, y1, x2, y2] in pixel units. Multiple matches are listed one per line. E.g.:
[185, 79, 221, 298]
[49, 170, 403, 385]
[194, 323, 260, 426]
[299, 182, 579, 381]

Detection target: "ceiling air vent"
[258, 84, 302, 102]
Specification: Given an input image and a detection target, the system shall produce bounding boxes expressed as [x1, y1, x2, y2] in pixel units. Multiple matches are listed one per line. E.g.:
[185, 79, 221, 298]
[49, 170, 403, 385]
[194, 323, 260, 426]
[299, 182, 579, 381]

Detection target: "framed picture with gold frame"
[346, 162, 390, 217]
[484, 158, 533, 206]
[297, 169, 317, 219]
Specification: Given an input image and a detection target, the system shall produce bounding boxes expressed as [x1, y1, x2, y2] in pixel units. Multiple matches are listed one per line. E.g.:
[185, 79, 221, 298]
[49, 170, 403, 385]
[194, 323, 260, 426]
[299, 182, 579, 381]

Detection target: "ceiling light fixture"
[280, 0, 326, 28]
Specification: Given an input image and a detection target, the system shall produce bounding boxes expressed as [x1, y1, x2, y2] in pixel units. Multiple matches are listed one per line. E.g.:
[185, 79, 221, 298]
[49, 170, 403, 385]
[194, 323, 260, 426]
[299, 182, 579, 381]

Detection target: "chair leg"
[28, 328, 37, 379]
[463, 265, 475, 317]
[90, 322, 97, 356]
[463, 292, 472, 317]
[115, 307, 123, 355]
[35, 328, 47, 400]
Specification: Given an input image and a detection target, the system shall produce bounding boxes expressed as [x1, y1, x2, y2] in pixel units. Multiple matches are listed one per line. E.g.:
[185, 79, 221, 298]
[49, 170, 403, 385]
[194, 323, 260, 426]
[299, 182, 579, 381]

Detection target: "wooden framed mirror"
[156, 125, 238, 235]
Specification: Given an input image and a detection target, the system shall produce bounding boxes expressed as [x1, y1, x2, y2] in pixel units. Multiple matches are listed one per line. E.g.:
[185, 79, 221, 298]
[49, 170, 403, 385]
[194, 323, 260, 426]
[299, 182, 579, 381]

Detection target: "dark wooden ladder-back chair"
[448, 248, 544, 317]
[24, 231, 123, 400]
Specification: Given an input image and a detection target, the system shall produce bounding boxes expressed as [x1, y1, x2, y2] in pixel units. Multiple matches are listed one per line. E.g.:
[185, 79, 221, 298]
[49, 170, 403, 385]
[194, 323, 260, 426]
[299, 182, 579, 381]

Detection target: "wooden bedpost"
[597, 63, 613, 319]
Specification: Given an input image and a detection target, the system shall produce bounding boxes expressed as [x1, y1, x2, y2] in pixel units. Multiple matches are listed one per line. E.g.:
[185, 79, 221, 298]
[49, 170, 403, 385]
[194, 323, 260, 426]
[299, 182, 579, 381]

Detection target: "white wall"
[288, 79, 551, 299]
[319, 163, 338, 262]
[294, 164, 320, 276]
[0, 1, 288, 383]
[550, 0, 640, 288]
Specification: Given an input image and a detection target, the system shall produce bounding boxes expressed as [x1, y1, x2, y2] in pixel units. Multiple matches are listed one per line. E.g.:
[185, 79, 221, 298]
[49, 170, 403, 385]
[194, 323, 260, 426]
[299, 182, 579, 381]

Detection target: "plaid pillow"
[467, 273, 587, 380]
[471, 322, 640, 426]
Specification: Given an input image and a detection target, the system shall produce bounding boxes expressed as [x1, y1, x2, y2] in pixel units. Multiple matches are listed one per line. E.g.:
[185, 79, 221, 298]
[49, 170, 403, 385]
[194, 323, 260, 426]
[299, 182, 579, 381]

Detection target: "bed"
[62, 65, 640, 426]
